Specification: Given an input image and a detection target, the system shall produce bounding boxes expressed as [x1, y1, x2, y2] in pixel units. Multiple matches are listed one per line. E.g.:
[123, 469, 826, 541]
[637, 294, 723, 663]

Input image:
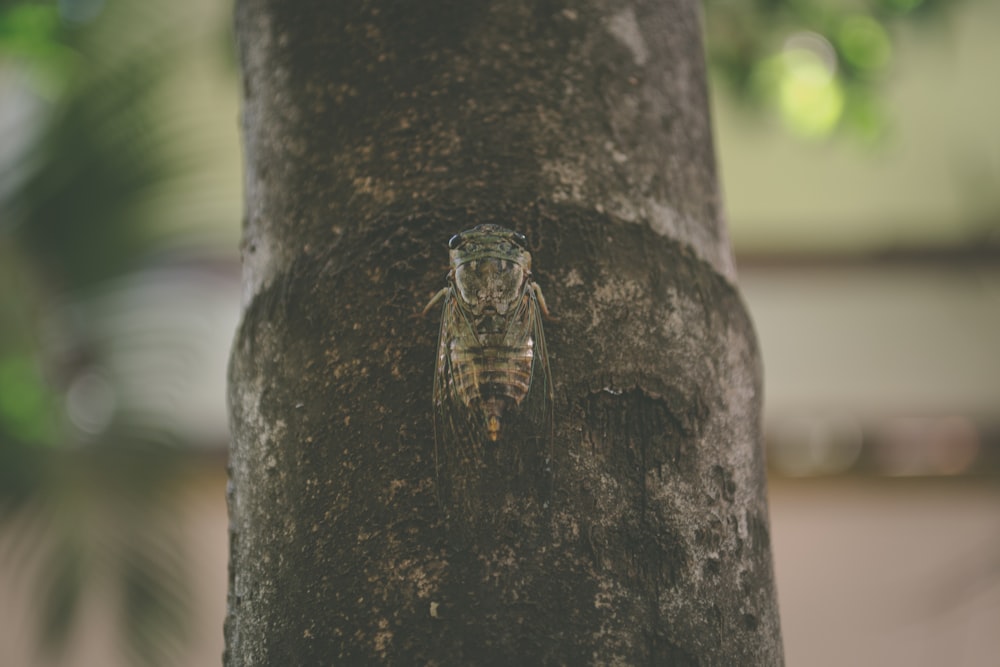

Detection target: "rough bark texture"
[227, 0, 783, 664]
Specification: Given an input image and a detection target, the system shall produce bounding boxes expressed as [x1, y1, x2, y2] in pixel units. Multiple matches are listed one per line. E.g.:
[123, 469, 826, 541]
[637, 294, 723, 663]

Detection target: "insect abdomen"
[449, 336, 535, 439]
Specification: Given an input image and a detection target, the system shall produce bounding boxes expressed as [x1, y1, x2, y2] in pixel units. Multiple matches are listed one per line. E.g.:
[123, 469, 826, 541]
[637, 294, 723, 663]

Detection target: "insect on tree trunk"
[227, 0, 784, 664]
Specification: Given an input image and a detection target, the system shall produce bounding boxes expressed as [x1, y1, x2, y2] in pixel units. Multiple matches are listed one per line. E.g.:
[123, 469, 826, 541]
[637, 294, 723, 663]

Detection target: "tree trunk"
[226, 0, 783, 664]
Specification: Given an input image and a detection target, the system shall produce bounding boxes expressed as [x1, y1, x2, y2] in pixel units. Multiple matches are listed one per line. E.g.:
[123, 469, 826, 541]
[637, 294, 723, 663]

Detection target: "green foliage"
[0, 249, 60, 449]
[0, 3, 75, 94]
[1, 1, 189, 288]
[703, 0, 958, 139]
[0, 354, 60, 444]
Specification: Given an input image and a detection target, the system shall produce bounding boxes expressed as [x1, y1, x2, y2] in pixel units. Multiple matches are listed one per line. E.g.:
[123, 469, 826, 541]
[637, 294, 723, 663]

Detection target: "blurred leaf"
[0, 3, 77, 94]
[11, 57, 176, 286]
[703, 0, 963, 140]
[37, 530, 86, 655]
[121, 518, 190, 667]
[836, 14, 892, 74]
[0, 443, 50, 515]
[1, 0, 211, 289]
[0, 0, 229, 663]
[0, 354, 60, 444]
[0, 440, 194, 666]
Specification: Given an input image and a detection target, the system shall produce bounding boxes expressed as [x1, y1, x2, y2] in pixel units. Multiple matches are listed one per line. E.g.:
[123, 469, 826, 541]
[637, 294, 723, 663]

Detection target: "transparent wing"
[501, 284, 553, 456]
[432, 290, 481, 465]
[525, 284, 554, 449]
[431, 282, 554, 515]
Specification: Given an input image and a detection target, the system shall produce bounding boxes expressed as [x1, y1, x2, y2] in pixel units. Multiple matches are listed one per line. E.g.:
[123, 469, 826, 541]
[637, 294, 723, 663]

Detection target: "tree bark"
[227, 0, 783, 664]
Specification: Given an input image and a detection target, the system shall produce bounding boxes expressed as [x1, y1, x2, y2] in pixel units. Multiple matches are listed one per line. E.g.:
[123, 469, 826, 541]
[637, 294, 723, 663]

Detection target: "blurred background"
[0, 0, 997, 665]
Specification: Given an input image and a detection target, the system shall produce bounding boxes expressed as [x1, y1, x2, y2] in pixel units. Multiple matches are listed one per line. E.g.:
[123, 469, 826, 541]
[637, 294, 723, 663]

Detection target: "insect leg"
[531, 282, 553, 319]
[421, 287, 450, 317]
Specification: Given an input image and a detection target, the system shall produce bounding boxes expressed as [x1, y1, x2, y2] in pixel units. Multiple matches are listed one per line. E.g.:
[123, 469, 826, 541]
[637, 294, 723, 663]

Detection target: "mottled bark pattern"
[228, 0, 783, 664]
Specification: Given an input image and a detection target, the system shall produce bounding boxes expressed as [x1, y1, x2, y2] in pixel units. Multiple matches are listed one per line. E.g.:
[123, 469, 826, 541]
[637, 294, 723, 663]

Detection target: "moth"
[424, 224, 553, 457]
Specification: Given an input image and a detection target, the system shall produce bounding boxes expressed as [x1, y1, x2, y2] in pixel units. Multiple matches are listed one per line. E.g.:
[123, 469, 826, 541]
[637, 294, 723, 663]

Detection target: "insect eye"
[448, 234, 462, 249]
[512, 232, 527, 248]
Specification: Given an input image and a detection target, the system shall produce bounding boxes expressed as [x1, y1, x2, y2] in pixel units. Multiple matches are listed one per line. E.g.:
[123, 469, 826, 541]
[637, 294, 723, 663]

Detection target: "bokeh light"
[753, 32, 846, 137]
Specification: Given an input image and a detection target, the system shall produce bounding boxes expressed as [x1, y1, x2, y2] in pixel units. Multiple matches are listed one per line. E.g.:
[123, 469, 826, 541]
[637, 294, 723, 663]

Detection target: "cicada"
[424, 225, 553, 463]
